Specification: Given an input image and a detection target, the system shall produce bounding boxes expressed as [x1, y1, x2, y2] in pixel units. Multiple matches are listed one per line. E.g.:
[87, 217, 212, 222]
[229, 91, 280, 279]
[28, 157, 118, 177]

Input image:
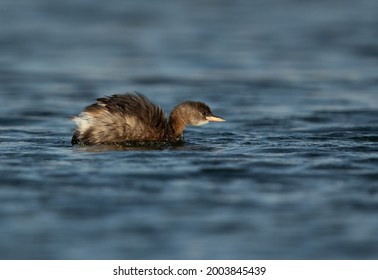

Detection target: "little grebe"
[71, 93, 224, 145]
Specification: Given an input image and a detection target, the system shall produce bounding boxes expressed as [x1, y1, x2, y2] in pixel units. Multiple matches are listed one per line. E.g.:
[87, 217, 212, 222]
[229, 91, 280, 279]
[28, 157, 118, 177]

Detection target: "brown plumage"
[71, 93, 224, 145]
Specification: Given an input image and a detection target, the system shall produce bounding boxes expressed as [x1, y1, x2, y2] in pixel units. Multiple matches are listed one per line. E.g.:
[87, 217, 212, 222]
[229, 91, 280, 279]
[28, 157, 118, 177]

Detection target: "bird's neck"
[168, 112, 186, 139]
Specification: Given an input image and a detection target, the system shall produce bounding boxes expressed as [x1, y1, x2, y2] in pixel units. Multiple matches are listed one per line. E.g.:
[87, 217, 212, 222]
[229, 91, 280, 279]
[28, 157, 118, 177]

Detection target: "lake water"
[1, 0, 378, 259]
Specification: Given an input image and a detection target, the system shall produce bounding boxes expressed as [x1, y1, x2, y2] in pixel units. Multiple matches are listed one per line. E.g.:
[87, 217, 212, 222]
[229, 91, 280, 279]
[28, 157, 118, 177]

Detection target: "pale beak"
[206, 115, 225, 122]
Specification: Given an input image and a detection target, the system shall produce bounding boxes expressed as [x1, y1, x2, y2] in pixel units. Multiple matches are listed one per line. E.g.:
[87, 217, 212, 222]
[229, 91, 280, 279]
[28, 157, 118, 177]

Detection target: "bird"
[71, 93, 224, 145]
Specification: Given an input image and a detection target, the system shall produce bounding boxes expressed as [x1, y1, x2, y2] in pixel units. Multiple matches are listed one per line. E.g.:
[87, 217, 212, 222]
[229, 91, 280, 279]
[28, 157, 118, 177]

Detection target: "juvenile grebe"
[71, 93, 224, 145]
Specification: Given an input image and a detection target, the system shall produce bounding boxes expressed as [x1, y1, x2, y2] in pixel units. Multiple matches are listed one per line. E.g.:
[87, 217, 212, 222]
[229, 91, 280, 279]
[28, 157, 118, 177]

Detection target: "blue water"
[1, 0, 378, 259]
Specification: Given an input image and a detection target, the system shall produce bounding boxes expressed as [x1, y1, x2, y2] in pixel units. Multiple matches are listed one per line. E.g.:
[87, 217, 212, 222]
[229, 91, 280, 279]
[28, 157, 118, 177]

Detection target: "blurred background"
[0, 0, 378, 259]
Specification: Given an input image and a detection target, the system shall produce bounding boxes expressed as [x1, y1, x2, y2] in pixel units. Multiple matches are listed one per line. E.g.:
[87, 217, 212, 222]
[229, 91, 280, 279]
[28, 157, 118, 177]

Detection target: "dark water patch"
[310, 162, 363, 171]
[296, 115, 331, 124]
[350, 135, 378, 142]
[199, 167, 249, 176]
[298, 151, 332, 158]
[257, 148, 300, 154]
[19, 110, 62, 118]
[249, 160, 298, 170]
[354, 157, 378, 165]
[354, 44, 378, 58]
[132, 75, 310, 90]
[296, 125, 378, 135]
[0, 117, 43, 126]
[131, 76, 210, 87]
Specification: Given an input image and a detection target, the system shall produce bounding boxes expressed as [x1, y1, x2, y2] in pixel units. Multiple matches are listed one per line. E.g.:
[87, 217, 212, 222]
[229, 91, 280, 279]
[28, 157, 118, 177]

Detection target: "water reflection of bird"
[71, 93, 224, 145]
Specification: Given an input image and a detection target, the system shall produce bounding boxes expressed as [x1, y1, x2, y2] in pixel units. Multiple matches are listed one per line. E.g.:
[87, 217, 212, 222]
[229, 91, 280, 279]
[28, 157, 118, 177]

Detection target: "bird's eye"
[202, 111, 207, 116]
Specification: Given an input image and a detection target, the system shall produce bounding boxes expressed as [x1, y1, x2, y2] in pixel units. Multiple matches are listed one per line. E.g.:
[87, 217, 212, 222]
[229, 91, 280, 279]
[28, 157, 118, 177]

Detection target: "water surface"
[1, 0, 378, 259]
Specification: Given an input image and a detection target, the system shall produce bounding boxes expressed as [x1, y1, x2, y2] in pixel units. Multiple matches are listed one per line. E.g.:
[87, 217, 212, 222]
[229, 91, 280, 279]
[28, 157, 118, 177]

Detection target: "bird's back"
[72, 93, 169, 145]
